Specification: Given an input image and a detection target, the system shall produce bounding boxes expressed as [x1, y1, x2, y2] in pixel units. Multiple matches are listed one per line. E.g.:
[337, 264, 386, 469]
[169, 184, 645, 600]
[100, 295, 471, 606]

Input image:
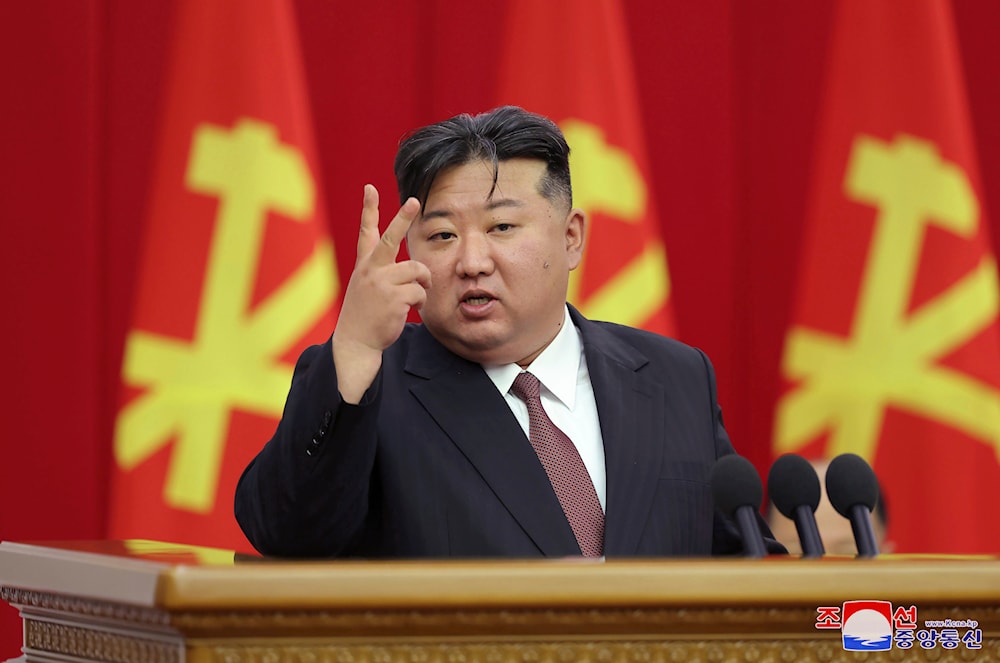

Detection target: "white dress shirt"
[482, 306, 607, 512]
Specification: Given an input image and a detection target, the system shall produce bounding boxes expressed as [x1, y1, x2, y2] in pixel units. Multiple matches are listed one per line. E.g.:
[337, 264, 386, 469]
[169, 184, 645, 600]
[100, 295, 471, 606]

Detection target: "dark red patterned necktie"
[510, 371, 604, 557]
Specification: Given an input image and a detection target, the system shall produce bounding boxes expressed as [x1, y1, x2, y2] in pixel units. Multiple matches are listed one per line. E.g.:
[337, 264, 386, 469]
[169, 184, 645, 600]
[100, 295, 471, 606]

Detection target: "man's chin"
[441, 335, 549, 369]
[448, 339, 510, 365]
[428, 327, 514, 365]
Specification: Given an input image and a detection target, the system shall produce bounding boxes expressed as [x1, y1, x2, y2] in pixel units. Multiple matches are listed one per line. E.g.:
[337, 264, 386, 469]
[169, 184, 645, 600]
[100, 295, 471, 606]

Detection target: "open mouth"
[463, 295, 493, 306]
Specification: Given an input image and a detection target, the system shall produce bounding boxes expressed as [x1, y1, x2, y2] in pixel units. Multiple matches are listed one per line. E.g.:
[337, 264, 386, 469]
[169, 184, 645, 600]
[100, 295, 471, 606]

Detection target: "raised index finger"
[370, 196, 421, 265]
[356, 184, 381, 263]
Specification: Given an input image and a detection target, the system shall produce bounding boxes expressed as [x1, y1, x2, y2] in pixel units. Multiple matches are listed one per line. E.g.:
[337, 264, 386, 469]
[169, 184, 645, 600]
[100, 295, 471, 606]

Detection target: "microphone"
[767, 454, 825, 557]
[825, 453, 881, 557]
[711, 454, 768, 558]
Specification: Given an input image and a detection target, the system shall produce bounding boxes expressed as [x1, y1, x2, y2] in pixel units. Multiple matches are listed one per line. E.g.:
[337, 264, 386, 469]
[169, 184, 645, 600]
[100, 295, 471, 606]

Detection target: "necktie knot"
[511, 371, 541, 403]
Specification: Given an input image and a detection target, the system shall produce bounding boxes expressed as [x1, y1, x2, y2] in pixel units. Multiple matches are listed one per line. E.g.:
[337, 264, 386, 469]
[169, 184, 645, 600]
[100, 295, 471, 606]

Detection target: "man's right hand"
[332, 185, 431, 404]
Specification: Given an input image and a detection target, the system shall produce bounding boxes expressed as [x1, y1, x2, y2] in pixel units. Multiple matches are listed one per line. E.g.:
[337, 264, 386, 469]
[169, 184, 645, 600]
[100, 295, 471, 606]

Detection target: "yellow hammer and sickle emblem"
[775, 134, 1000, 464]
[561, 119, 670, 326]
[115, 118, 338, 513]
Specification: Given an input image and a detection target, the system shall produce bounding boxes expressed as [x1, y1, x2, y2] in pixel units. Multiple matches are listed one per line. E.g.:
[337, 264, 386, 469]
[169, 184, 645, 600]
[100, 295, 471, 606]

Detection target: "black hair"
[393, 105, 572, 210]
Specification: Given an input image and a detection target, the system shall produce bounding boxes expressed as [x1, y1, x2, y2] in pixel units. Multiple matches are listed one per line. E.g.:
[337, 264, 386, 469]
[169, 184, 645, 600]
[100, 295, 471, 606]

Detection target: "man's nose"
[455, 235, 495, 277]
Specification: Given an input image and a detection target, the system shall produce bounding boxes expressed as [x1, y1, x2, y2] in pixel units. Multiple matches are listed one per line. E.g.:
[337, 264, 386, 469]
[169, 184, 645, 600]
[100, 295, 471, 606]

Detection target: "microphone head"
[711, 454, 763, 518]
[825, 453, 879, 518]
[767, 453, 822, 518]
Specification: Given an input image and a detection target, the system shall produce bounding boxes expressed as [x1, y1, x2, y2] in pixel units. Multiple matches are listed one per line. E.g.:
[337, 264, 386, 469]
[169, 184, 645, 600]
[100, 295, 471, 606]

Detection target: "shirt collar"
[483, 306, 581, 409]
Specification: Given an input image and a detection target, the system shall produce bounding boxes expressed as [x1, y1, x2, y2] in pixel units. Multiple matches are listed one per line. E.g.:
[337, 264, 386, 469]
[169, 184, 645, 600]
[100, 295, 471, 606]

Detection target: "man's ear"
[565, 207, 586, 270]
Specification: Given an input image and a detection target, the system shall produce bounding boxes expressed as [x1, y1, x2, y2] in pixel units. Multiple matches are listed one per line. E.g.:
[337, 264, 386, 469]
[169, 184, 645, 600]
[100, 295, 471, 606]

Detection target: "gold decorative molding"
[170, 605, 817, 637]
[2, 586, 169, 625]
[24, 619, 181, 663]
[171, 604, 1000, 638]
[202, 639, 1000, 663]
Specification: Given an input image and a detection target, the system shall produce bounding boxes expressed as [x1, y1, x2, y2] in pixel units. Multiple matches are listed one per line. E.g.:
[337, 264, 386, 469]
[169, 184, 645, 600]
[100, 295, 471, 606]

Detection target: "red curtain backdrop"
[5, 0, 1000, 654]
[108, 0, 340, 550]
[774, 1, 1000, 554]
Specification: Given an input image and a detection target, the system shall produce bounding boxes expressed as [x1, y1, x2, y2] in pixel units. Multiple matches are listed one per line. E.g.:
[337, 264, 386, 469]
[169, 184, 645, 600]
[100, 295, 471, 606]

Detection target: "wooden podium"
[1, 540, 997, 662]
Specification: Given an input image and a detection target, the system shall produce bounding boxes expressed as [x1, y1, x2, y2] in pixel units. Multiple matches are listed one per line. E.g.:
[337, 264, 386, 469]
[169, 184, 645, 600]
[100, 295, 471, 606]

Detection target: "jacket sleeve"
[234, 337, 381, 557]
[696, 349, 788, 556]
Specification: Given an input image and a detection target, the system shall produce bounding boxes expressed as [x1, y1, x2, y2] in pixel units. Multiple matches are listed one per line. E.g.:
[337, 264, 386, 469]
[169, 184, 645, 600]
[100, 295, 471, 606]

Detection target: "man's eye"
[430, 231, 455, 241]
[493, 223, 514, 232]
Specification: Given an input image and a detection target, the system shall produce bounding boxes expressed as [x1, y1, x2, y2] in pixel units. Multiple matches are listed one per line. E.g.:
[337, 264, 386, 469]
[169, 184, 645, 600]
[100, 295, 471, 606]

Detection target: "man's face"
[406, 158, 585, 367]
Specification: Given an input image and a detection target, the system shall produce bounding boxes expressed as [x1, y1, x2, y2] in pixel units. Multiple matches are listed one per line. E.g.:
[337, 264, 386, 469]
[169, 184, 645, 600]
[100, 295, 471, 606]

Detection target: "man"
[235, 106, 783, 558]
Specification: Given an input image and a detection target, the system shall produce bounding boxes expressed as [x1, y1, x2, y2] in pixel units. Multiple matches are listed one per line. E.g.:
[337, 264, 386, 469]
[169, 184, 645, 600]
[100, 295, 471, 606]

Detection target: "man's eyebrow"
[419, 198, 525, 221]
[485, 198, 525, 211]
[419, 209, 452, 222]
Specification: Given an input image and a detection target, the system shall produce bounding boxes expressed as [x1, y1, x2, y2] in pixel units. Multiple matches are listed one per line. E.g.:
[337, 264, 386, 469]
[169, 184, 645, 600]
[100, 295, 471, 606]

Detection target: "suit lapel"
[405, 327, 580, 556]
[572, 308, 663, 557]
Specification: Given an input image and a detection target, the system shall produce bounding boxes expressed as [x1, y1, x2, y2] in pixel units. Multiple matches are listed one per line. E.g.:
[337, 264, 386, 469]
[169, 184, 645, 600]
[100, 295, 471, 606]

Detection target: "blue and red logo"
[816, 601, 916, 651]
[815, 601, 982, 651]
[840, 600, 893, 651]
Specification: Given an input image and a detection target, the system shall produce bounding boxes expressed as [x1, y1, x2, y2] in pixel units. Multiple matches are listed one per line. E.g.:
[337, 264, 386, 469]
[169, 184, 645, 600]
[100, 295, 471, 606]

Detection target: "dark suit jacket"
[235, 306, 783, 558]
